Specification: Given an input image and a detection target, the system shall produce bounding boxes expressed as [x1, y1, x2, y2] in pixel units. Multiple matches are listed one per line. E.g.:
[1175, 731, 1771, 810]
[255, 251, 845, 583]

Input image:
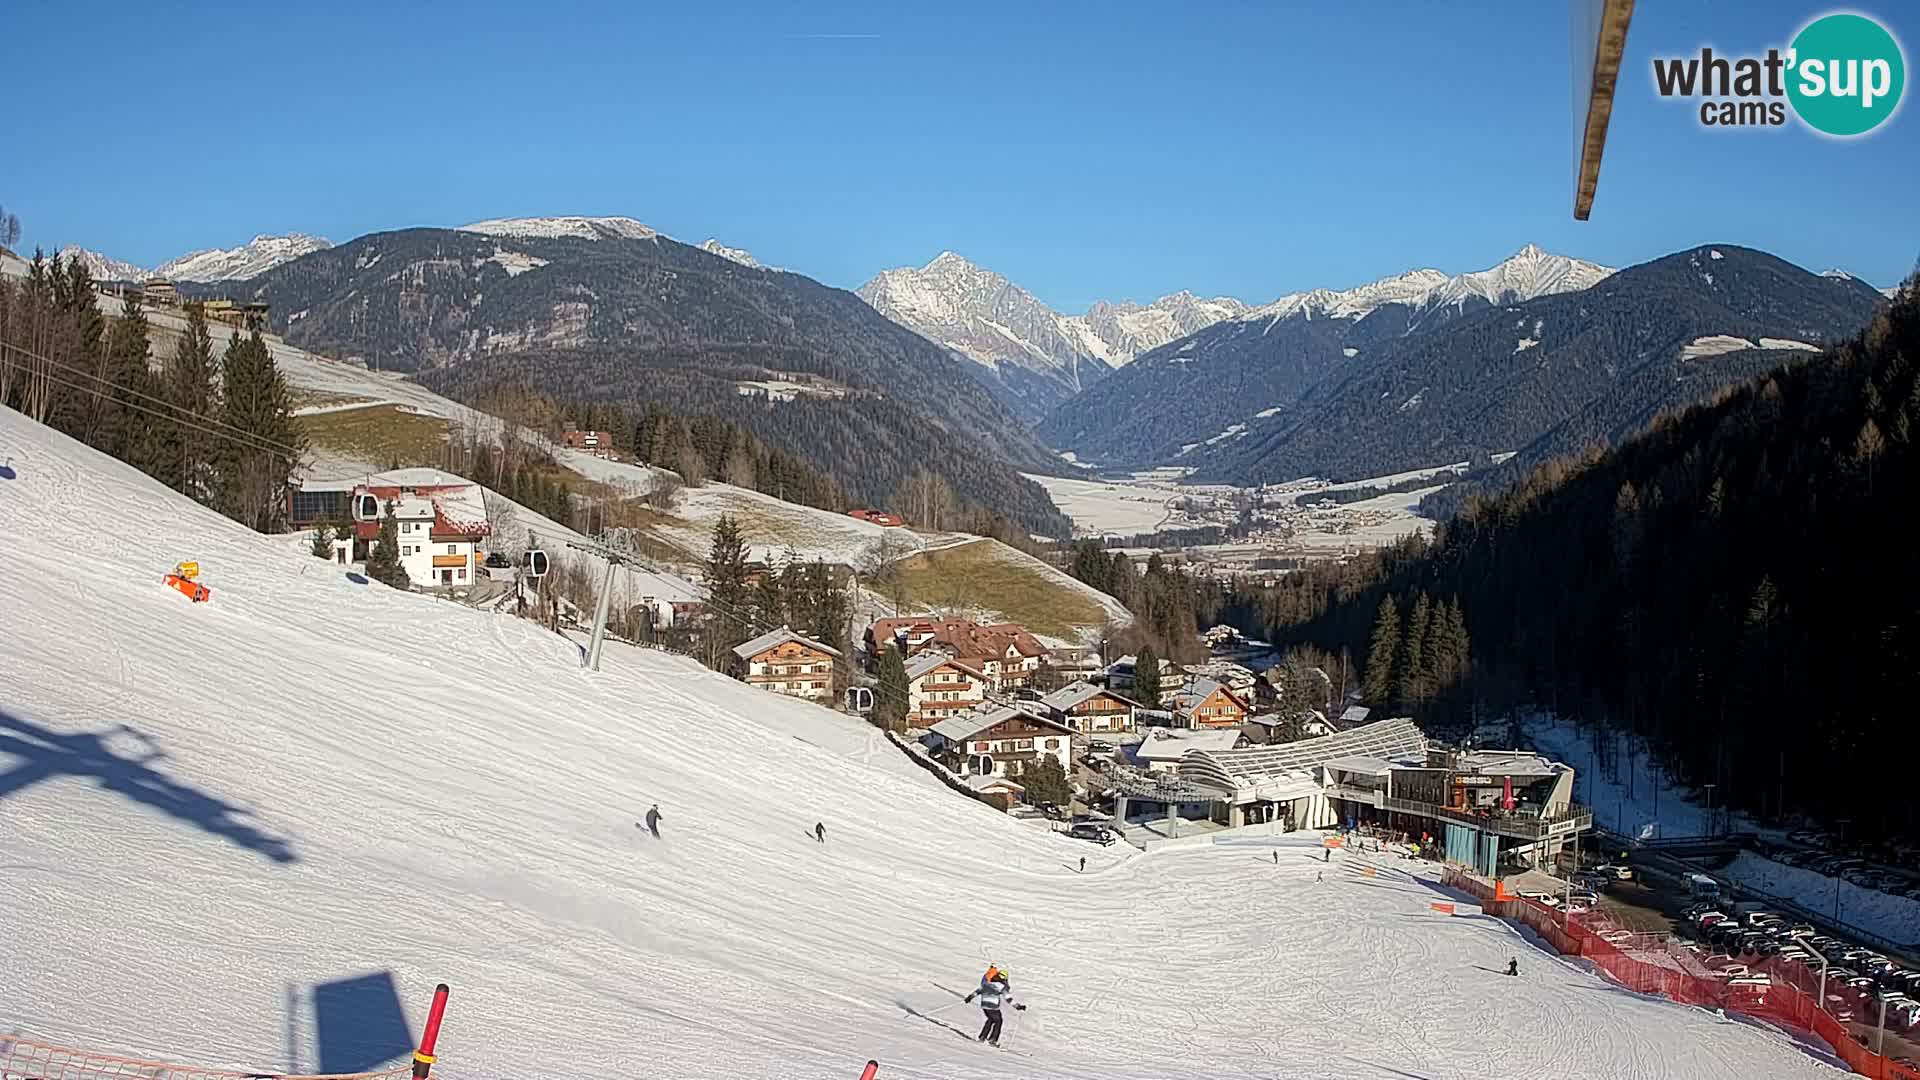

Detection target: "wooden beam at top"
[1574, 0, 1637, 221]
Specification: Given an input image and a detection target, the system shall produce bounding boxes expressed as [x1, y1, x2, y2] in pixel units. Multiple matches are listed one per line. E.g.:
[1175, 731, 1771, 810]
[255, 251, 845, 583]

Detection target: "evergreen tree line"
[1358, 591, 1471, 717]
[416, 346, 1074, 536]
[699, 514, 856, 689]
[0, 250, 302, 532]
[1256, 280, 1920, 834]
[1062, 541, 1224, 664]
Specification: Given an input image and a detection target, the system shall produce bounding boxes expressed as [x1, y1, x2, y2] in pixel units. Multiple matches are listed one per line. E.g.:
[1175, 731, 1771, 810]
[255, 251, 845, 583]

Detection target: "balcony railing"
[1376, 795, 1593, 841]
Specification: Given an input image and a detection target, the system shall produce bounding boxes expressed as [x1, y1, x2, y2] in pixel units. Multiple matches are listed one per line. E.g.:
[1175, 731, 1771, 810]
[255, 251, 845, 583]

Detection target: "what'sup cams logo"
[1652, 11, 1906, 136]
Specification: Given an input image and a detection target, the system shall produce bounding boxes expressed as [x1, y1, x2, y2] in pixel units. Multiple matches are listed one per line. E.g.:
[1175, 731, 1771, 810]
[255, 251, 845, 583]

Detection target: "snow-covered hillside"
[0, 407, 1838, 1080]
[700, 238, 763, 269]
[456, 216, 660, 242]
[156, 234, 332, 282]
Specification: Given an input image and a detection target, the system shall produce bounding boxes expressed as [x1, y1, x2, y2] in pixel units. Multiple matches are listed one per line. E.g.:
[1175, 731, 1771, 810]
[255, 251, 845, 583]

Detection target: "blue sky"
[6, 1, 1914, 309]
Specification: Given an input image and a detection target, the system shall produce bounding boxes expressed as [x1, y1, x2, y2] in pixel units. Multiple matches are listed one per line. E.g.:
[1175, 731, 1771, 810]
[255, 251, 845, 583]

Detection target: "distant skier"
[1317, 870, 1323, 883]
[644, 804, 662, 838]
[1078, 855, 1086, 873]
[1323, 848, 1331, 863]
[1272, 851, 1279, 865]
[1507, 957, 1519, 977]
[815, 822, 827, 843]
[964, 964, 1024, 1047]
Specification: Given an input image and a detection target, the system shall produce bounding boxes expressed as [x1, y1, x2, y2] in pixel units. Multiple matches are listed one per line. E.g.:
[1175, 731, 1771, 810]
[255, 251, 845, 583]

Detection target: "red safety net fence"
[0, 1039, 416, 1080]
[1443, 868, 1920, 1080]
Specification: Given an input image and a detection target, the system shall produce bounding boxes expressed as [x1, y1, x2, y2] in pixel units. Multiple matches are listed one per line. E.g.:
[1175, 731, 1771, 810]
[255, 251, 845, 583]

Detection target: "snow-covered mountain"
[856, 252, 1244, 424]
[457, 215, 660, 242]
[55, 245, 149, 283]
[1068, 292, 1251, 365]
[860, 251, 1244, 374]
[155, 234, 332, 282]
[1240, 245, 1613, 326]
[699, 238, 762, 269]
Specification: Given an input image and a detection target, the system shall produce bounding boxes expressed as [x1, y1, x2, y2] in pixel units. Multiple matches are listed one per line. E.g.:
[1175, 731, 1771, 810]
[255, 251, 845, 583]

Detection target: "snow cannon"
[164, 562, 211, 602]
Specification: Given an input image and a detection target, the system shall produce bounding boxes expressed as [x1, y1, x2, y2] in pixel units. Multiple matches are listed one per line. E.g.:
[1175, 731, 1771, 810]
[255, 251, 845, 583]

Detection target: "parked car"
[1713, 964, 1752, 978]
[1038, 802, 1067, 821]
[1600, 929, 1634, 944]
[1066, 823, 1116, 846]
[482, 551, 512, 569]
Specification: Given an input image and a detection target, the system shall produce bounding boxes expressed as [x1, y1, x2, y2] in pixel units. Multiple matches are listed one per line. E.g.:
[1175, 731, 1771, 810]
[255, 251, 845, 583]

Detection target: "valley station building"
[1107, 718, 1591, 873]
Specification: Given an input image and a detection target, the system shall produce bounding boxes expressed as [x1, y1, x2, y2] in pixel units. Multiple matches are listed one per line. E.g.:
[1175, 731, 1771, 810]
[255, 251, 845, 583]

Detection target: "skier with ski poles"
[964, 964, 1024, 1047]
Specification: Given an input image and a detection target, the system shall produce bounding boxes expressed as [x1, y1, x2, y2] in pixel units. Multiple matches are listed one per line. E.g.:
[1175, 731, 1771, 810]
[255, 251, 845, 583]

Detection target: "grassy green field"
[893, 539, 1107, 639]
[295, 404, 450, 467]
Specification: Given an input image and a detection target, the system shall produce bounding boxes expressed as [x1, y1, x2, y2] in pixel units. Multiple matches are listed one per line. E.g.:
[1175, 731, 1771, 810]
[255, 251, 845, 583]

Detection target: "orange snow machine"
[164, 561, 211, 602]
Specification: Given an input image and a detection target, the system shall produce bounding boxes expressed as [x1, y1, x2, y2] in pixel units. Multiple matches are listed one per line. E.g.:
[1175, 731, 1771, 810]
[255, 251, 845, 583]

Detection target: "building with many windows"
[905, 652, 991, 727]
[731, 627, 842, 702]
[922, 705, 1075, 783]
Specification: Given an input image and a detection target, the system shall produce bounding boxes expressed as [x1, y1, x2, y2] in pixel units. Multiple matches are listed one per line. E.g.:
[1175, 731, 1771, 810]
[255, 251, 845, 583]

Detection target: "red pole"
[858, 1061, 879, 1080]
[413, 983, 451, 1079]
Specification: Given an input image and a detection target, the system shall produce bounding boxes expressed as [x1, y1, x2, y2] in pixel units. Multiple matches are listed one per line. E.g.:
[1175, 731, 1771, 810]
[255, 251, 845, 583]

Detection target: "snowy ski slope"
[0, 409, 1841, 1080]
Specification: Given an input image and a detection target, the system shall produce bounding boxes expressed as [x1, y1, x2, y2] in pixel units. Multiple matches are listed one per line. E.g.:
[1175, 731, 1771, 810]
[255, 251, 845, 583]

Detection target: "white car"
[1714, 964, 1752, 978]
[1595, 864, 1634, 880]
[1600, 929, 1634, 944]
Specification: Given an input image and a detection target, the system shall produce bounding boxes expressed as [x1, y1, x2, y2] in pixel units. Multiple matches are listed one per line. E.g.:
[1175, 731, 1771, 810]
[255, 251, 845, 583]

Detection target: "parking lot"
[1552, 851, 1920, 1070]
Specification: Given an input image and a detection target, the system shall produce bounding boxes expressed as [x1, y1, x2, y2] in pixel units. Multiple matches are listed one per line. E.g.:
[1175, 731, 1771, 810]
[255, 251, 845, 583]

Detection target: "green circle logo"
[1787, 13, 1906, 136]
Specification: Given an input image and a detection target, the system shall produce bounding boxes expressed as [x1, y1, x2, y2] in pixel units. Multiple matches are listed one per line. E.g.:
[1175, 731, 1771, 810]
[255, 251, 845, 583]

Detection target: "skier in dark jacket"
[815, 822, 826, 843]
[964, 965, 1024, 1046]
[644, 804, 662, 838]
[1507, 956, 1519, 977]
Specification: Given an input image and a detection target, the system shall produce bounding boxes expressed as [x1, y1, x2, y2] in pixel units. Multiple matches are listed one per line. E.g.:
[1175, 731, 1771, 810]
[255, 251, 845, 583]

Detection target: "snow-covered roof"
[1455, 750, 1563, 779]
[905, 651, 986, 682]
[732, 626, 843, 661]
[964, 774, 1024, 793]
[928, 705, 1068, 744]
[392, 496, 435, 520]
[1131, 728, 1243, 762]
[1339, 705, 1372, 724]
[1322, 755, 1398, 777]
[1040, 682, 1141, 712]
[1181, 718, 1429, 793]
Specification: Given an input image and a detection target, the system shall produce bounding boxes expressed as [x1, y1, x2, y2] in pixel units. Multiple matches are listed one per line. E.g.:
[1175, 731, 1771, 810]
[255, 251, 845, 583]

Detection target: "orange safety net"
[0, 1038, 420, 1080]
[1441, 867, 1920, 1080]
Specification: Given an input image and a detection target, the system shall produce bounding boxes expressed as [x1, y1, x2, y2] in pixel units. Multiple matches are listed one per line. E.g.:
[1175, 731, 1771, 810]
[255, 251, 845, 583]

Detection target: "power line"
[28, 368, 308, 464]
[4, 340, 306, 459]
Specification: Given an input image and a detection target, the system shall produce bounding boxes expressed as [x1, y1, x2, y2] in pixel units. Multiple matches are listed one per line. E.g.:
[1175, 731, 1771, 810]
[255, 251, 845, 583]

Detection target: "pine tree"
[310, 520, 334, 558]
[703, 514, 753, 664]
[755, 560, 788, 629]
[1024, 753, 1073, 807]
[807, 561, 852, 671]
[1398, 592, 1434, 707]
[162, 302, 220, 502]
[365, 503, 412, 589]
[1133, 644, 1162, 707]
[101, 292, 153, 464]
[874, 644, 910, 730]
[1362, 596, 1400, 704]
[216, 327, 302, 532]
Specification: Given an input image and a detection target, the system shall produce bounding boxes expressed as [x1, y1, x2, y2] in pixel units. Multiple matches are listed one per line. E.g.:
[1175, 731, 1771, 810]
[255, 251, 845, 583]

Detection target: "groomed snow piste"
[0, 408, 1841, 1080]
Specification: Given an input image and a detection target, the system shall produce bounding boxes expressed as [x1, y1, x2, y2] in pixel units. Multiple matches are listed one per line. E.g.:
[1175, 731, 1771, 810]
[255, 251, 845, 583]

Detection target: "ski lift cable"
[27, 368, 309, 464]
[9, 341, 309, 457]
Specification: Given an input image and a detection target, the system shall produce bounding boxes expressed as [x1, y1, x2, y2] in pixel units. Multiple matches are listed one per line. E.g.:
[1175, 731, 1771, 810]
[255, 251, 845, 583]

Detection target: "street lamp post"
[1703, 783, 1717, 839]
